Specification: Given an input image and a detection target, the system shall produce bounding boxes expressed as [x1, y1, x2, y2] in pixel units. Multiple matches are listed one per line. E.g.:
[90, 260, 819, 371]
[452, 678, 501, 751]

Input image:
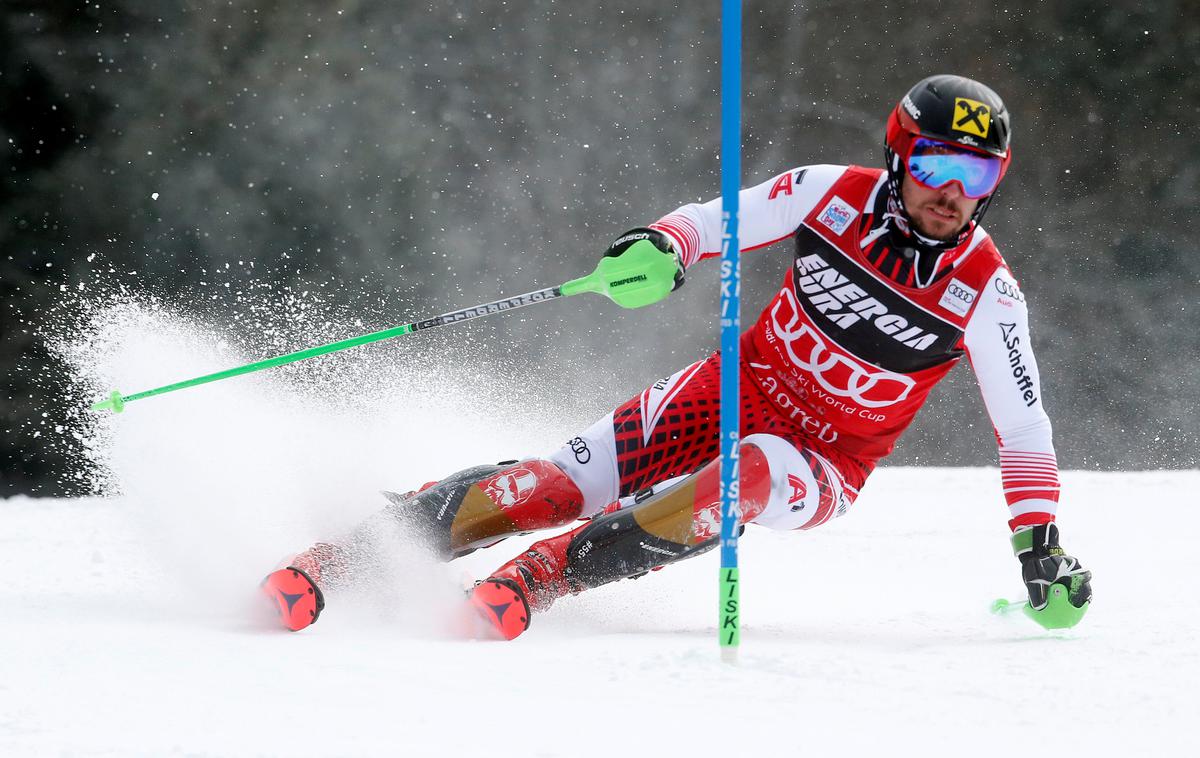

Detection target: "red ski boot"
[468, 578, 532, 641]
[468, 532, 574, 641]
[261, 566, 325, 631]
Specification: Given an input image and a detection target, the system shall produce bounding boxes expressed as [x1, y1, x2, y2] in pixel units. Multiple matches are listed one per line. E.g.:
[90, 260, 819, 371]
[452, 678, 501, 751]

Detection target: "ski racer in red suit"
[263, 75, 1092, 639]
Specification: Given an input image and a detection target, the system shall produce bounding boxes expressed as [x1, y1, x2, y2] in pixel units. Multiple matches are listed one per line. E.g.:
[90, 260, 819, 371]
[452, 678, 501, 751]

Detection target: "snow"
[13, 300, 1193, 755]
[3, 468, 1196, 757]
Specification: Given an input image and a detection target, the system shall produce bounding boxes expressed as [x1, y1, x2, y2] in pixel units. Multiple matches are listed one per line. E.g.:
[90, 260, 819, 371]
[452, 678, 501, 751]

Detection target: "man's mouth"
[926, 204, 958, 222]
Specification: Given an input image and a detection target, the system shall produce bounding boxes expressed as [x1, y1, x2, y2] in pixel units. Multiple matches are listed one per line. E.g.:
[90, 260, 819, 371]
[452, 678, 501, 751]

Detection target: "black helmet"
[883, 75, 1012, 246]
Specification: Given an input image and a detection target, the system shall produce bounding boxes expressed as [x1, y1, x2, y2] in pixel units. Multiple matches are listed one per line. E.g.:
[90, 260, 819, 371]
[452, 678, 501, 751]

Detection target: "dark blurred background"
[3, 1, 1197, 496]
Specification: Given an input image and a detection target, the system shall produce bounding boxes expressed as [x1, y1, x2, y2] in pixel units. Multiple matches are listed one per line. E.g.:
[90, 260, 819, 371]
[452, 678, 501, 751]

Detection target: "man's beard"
[913, 200, 964, 241]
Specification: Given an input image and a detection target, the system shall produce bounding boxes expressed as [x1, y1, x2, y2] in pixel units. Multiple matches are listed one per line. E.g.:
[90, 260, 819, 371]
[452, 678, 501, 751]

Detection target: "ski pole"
[990, 597, 1029, 615]
[89, 241, 679, 414]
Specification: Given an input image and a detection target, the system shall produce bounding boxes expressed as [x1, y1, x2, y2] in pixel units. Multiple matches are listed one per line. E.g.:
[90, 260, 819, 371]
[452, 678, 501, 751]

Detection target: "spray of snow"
[41, 275, 582, 636]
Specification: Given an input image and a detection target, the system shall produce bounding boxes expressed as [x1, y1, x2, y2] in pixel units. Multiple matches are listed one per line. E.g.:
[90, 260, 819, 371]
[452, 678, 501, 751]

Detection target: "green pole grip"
[991, 587, 1089, 630]
[561, 240, 679, 309]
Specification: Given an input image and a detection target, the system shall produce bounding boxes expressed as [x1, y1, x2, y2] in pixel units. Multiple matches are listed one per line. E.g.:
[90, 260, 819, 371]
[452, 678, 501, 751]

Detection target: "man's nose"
[939, 181, 965, 201]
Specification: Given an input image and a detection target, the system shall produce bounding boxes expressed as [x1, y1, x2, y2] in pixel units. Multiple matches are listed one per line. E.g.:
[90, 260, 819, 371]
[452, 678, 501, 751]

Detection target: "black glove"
[604, 228, 686, 292]
[1012, 522, 1092, 611]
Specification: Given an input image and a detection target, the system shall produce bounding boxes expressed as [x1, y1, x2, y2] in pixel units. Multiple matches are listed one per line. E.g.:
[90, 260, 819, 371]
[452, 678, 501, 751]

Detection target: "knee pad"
[555, 441, 775, 592]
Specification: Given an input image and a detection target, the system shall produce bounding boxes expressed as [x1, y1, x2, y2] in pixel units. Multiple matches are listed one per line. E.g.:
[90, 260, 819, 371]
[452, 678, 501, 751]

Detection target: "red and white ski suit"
[549, 164, 1060, 532]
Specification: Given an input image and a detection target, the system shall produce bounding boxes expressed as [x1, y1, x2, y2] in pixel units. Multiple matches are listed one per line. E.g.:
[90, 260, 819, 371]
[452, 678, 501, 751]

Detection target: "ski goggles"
[905, 137, 1004, 199]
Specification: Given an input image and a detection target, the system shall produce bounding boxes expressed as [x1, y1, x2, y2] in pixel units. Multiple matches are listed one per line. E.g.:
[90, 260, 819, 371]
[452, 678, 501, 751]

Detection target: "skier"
[262, 75, 1092, 639]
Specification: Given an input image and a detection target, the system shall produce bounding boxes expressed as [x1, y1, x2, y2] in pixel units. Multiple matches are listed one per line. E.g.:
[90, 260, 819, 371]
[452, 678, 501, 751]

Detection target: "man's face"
[900, 173, 980, 241]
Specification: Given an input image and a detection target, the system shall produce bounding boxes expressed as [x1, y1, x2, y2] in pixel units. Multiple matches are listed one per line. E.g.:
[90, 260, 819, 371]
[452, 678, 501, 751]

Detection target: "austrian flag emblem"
[817, 196, 858, 236]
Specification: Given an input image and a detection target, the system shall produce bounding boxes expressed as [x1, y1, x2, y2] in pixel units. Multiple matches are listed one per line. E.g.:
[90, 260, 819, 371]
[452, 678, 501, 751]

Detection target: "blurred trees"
[2, 0, 1196, 495]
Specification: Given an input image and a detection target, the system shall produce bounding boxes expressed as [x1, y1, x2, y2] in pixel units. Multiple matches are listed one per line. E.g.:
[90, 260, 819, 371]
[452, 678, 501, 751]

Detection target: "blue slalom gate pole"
[718, 0, 742, 664]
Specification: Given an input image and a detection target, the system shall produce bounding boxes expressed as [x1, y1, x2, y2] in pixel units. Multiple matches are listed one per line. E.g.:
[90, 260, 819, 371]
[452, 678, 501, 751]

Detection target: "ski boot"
[469, 534, 574, 640]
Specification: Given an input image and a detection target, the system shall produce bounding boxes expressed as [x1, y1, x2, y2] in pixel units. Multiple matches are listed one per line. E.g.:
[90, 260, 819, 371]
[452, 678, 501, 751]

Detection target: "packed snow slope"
[8, 297, 1194, 756]
[3, 468, 1196, 757]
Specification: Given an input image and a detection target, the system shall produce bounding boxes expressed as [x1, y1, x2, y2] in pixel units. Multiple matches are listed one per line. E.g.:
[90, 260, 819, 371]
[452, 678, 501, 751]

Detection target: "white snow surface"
[12, 300, 1195, 755]
[3, 468, 1196, 757]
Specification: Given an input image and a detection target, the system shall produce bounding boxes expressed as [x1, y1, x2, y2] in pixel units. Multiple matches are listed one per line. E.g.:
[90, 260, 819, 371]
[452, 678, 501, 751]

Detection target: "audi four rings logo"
[770, 290, 915, 408]
[947, 283, 975, 303]
[994, 278, 1025, 302]
[568, 436, 591, 464]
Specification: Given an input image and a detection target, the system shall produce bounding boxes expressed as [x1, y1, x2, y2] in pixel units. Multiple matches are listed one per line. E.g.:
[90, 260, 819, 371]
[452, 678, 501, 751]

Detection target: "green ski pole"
[90, 240, 679, 414]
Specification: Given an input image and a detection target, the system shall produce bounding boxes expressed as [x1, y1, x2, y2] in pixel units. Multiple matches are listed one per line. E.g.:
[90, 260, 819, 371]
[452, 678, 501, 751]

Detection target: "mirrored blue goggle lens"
[906, 139, 1002, 199]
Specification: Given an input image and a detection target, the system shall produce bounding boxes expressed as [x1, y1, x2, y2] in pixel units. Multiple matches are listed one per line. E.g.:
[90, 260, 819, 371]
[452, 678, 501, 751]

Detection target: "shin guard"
[387, 459, 585, 559]
[480, 442, 773, 629]
[563, 441, 771, 592]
